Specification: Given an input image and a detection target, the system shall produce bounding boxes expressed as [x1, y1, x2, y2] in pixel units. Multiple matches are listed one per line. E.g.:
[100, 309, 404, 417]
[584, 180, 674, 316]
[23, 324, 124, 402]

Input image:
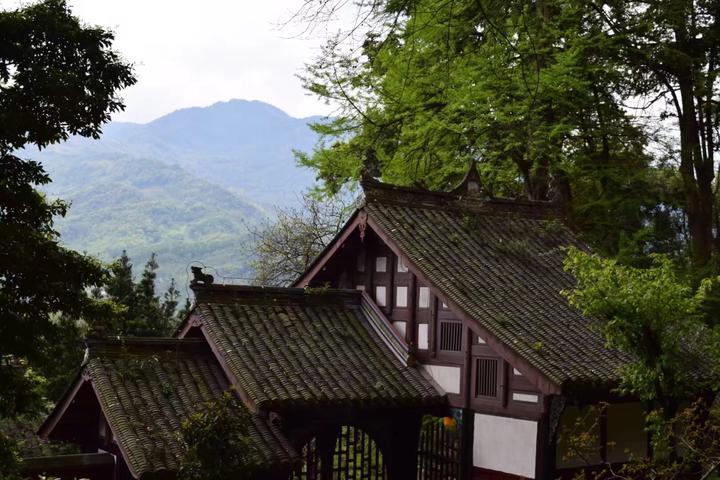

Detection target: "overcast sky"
[4, 0, 346, 123]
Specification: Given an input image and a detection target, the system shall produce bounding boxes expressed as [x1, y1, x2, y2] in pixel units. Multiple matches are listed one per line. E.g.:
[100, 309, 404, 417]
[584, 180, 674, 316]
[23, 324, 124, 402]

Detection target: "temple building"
[36, 164, 648, 479]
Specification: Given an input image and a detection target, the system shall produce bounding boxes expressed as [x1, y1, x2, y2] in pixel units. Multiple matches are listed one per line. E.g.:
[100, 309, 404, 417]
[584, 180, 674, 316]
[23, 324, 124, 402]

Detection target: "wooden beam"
[176, 312, 202, 338]
[463, 325, 472, 409]
[407, 272, 417, 349]
[387, 250, 396, 317]
[430, 295, 438, 359]
[360, 291, 411, 365]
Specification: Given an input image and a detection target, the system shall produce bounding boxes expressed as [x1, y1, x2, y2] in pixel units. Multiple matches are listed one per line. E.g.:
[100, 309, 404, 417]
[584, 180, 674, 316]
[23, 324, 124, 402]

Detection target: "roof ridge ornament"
[451, 160, 491, 199]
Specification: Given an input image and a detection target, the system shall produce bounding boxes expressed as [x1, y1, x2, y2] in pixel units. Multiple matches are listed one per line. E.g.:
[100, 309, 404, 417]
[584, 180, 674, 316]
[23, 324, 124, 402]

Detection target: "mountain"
[28, 100, 324, 295]
[43, 99, 324, 206]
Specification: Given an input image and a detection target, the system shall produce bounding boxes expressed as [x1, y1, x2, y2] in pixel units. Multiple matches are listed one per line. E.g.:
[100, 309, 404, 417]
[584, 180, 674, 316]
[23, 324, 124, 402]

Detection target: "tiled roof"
[194, 287, 443, 410]
[362, 179, 632, 387]
[85, 338, 296, 478]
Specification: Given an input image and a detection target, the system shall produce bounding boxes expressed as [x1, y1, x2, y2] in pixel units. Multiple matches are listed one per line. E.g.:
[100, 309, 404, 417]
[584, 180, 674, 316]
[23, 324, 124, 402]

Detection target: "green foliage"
[563, 248, 718, 410]
[0, 0, 134, 471]
[0, 0, 135, 152]
[0, 431, 21, 480]
[40, 154, 263, 296]
[179, 392, 267, 480]
[297, 0, 719, 264]
[38, 314, 88, 402]
[103, 251, 184, 337]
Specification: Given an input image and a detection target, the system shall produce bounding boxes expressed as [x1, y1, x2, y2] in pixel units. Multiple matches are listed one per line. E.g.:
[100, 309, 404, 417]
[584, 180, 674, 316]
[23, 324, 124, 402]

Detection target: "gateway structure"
[294, 165, 646, 479]
[39, 164, 648, 480]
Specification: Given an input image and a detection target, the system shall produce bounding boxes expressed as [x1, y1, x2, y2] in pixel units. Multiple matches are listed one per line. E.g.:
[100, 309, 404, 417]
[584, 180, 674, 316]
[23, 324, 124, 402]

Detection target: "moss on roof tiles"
[364, 194, 632, 387]
[196, 291, 442, 410]
[86, 339, 296, 479]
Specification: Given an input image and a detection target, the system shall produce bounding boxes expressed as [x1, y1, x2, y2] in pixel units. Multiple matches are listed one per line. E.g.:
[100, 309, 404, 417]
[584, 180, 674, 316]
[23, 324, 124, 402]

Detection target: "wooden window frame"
[473, 356, 502, 402]
[438, 320, 463, 352]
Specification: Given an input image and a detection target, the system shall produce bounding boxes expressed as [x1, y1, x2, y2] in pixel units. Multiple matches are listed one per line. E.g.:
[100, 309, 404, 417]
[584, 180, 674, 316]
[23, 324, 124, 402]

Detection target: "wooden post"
[463, 325, 472, 409]
[387, 251, 396, 316]
[318, 427, 340, 479]
[430, 295, 438, 358]
[407, 272, 417, 347]
[383, 413, 422, 480]
[459, 408, 475, 480]
[364, 248, 373, 294]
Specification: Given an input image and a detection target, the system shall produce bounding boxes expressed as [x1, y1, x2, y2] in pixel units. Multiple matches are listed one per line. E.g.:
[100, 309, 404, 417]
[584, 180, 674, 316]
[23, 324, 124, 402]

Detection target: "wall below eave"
[474, 413, 537, 479]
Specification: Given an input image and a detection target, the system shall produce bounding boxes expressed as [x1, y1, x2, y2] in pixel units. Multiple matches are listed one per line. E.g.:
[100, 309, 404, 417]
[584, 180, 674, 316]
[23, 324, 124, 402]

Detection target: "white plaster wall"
[375, 286, 386, 306]
[474, 413, 537, 478]
[418, 324, 429, 350]
[395, 286, 408, 307]
[512, 392, 539, 404]
[422, 364, 461, 394]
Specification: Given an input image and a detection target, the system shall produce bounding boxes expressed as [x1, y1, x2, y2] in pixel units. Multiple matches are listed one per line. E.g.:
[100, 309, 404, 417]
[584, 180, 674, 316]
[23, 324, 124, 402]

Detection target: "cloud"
[2, 0, 343, 122]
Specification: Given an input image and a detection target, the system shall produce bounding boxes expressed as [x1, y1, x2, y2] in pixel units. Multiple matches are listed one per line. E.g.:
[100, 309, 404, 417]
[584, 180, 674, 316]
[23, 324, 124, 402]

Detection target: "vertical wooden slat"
[408, 272, 417, 348]
[429, 294, 438, 358]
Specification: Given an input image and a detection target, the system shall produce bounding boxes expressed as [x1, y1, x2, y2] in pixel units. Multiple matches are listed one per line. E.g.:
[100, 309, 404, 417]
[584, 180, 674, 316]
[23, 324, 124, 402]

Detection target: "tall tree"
[104, 252, 182, 337]
[296, 0, 669, 256]
[0, 1, 134, 475]
[589, 0, 720, 268]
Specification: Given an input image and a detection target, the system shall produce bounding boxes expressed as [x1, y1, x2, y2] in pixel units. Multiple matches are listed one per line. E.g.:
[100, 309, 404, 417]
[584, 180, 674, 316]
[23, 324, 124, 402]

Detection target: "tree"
[103, 251, 182, 337]
[179, 392, 268, 480]
[564, 249, 717, 414]
[249, 190, 354, 286]
[588, 0, 720, 269]
[563, 248, 720, 475]
[294, 0, 715, 263]
[0, 0, 135, 475]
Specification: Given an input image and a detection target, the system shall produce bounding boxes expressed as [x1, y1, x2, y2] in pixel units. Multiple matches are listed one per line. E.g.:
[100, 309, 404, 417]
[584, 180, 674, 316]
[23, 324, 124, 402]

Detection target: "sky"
[3, 0, 347, 123]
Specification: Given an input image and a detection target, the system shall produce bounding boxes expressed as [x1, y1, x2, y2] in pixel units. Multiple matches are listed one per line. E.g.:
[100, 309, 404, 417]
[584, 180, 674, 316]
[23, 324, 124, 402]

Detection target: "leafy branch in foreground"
[179, 392, 265, 480]
[0, 0, 135, 474]
[563, 249, 720, 477]
[563, 248, 717, 412]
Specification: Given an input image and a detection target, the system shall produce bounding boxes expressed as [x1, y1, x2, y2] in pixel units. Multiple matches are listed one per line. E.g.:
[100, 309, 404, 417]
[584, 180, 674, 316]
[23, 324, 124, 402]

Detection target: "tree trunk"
[677, 72, 714, 268]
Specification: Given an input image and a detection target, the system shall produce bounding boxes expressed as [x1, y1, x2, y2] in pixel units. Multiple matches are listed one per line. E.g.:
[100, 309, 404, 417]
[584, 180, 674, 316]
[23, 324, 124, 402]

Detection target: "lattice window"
[475, 358, 499, 398]
[439, 321, 463, 351]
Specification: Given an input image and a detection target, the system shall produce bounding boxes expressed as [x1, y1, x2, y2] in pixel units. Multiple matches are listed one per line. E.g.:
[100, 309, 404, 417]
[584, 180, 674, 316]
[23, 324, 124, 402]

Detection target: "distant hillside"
[39, 153, 263, 293]
[27, 100, 325, 295]
[43, 99, 323, 207]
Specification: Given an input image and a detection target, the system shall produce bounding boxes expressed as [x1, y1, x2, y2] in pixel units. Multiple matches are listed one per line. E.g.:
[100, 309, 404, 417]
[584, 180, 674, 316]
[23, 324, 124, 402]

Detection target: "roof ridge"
[191, 284, 363, 305]
[360, 175, 565, 219]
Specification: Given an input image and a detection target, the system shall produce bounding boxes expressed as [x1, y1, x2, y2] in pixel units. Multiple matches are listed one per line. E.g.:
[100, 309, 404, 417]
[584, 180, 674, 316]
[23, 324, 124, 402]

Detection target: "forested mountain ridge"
[38, 99, 322, 206]
[26, 100, 323, 294]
